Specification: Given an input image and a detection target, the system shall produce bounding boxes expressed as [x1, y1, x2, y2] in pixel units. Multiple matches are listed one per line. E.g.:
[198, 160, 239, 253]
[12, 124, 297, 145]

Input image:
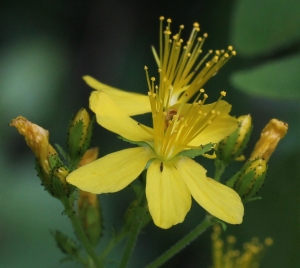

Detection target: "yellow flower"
[84, 16, 236, 116]
[67, 71, 243, 229]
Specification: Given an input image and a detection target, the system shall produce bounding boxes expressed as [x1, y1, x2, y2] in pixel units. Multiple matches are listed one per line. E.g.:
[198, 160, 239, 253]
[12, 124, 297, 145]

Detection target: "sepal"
[51, 230, 81, 261]
[178, 143, 215, 158]
[216, 115, 252, 165]
[67, 108, 94, 168]
[226, 158, 267, 203]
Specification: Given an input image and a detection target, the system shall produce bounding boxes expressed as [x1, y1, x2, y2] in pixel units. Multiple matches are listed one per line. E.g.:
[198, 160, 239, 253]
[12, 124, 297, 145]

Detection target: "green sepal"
[178, 143, 215, 158]
[51, 230, 81, 260]
[226, 159, 267, 204]
[118, 136, 152, 148]
[48, 154, 74, 198]
[67, 115, 94, 169]
[212, 217, 227, 231]
[34, 158, 51, 194]
[217, 125, 253, 164]
[55, 143, 68, 162]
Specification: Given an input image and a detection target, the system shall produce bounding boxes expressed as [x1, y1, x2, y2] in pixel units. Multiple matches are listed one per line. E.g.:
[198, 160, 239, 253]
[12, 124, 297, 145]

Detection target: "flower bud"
[51, 230, 80, 259]
[77, 148, 102, 246]
[67, 108, 93, 166]
[216, 115, 252, 164]
[250, 119, 288, 162]
[227, 158, 267, 203]
[10, 116, 73, 198]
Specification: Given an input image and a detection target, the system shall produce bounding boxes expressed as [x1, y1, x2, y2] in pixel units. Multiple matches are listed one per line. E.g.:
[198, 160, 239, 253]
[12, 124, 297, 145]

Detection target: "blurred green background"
[1, 0, 299, 267]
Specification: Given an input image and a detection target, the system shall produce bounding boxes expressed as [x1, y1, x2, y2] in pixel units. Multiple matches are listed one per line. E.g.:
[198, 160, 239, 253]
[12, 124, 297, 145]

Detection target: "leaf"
[231, 0, 300, 57]
[231, 53, 300, 99]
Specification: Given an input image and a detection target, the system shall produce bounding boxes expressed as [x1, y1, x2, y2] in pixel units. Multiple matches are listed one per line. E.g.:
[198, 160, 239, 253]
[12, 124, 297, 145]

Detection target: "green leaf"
[231, 0, 300, 57]
[231, 53, 300, 99]
[178, 143, 215, 158]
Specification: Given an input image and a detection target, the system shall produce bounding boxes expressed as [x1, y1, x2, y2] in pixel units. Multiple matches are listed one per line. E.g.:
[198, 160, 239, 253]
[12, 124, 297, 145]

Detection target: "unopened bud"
[78, 190, 102, 246]
[77, 148, 102, 246]
[227, 158, 267, 203]
[51, 230, 80, 258]
[10, 116, 74, 198]
[67, 108, 93, 166]
[10, 116, 57, 174]
[78, 147, 99, 167]
[250, 119, 288, 162]
[216, 114, 252, 164]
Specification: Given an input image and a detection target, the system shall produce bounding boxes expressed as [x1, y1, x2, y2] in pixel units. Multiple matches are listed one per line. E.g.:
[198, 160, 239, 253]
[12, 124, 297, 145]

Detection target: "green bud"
[67, 108, 93, 166]
[78, 191, 102, 246]
[51, 230, 80, 259]
[216, 115, 252, 164]
[227, 158, 267, 203]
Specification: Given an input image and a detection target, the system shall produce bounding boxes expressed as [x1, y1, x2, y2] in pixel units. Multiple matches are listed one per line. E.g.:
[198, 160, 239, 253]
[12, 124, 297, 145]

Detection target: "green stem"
[145, 216, 215, 268]
[62, 197, 102, 268]
[119, 207, 144, 268]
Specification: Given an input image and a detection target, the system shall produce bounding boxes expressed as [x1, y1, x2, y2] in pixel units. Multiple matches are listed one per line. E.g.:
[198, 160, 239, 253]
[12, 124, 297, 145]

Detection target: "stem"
[119, 207, 144, 268]
[63, 197, 102, 268]
[145, 216, 215, 268]
[119, 171, 147, 268]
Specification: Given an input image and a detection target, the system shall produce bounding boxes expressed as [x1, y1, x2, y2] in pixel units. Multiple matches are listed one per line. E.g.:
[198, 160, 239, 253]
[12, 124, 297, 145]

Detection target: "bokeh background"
[1, 0, 300, 267]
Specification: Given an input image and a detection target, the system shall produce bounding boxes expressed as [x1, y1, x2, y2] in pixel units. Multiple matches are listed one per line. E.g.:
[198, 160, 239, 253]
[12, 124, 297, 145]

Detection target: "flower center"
[142, 67, 226, 160]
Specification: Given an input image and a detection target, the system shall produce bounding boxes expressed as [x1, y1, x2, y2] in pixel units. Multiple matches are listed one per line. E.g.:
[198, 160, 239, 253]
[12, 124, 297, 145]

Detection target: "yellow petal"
[146, 159, 191, 229]
[175, 156, 244, 224]
[189, 114, 238, 146]
[84, 76, 151, 116]
[90, 91, 153, 142]
[67, 147, 155, 194]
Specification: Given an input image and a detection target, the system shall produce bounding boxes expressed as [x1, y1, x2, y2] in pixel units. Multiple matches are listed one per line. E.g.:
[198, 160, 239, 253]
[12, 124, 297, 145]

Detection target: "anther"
[193, 22, 200, 27]
[159, 16, 164, 21]
[167, 18, 172, 23]
[180, 25, 184, 29]
[151, 77, 155, 81]
[228, 45, 233, 51]
[221, 91, 226, 97]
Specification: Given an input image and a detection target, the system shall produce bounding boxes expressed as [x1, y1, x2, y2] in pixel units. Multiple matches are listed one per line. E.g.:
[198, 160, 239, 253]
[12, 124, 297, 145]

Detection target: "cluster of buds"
[10, 108, 94, 199]
[216, 116, 288, 203]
